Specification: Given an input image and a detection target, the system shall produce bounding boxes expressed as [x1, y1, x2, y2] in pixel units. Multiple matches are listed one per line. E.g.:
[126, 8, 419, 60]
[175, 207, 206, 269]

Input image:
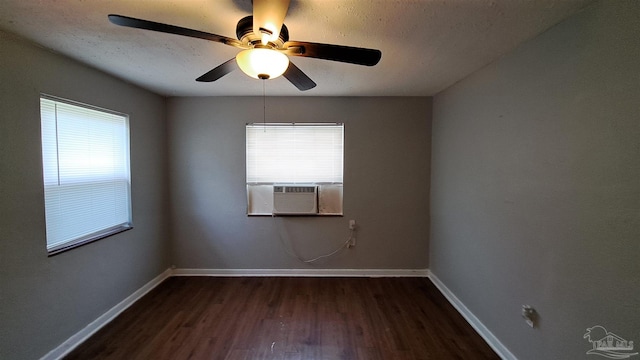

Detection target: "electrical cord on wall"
[273, 216, 355, 264]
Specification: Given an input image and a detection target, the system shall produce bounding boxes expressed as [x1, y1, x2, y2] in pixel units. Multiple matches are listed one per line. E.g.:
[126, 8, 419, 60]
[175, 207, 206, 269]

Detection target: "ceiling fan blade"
[281, 41, 381, 66]
[108, 14, 246, 48]
[252, 0, 290, 43]
[283, 62, 316, 91]
[196, 58, 237, 82]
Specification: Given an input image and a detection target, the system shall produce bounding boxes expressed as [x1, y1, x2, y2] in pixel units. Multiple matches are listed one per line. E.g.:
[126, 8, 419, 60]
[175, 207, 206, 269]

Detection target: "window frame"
[245, 122, 344, 216]
[40, 94, 133, 255]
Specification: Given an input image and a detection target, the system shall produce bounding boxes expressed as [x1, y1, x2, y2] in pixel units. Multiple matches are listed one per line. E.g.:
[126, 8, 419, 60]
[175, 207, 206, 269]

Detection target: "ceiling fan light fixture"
[236, 48, 289, 80]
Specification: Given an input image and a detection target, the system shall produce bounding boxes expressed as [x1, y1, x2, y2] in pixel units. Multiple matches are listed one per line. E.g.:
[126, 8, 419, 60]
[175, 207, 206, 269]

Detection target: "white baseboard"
[428, 272, 517, 360]
[171, 268, 430, 277]
[40, 268, 172, 360]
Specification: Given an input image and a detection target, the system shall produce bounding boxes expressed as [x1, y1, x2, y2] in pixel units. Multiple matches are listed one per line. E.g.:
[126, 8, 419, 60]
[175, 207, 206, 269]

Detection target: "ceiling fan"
[108, 0, 382, 91]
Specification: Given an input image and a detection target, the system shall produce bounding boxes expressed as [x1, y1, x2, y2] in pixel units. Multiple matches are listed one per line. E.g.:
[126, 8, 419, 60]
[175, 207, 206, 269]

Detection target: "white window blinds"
[246, 123, 344, 184]
[40, 96, 132, 254]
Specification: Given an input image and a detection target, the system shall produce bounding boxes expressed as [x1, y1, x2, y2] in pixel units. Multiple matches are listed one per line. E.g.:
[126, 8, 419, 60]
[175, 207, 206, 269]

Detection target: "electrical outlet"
[347, 220, 357, 248]
[349, 220, 356, 230]
[522, 305, 537, 328]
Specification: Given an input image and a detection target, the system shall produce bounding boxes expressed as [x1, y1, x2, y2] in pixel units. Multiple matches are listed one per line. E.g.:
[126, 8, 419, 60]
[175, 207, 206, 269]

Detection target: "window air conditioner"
[273, 185, 318, 215]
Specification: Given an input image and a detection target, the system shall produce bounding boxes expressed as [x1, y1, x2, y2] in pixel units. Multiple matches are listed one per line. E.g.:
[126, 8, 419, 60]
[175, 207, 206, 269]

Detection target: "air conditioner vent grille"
[274, 186, 316, 193]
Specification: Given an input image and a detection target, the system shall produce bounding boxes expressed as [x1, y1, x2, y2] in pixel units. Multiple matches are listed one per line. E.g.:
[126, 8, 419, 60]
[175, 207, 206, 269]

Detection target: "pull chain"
[262, 79, 266, 131]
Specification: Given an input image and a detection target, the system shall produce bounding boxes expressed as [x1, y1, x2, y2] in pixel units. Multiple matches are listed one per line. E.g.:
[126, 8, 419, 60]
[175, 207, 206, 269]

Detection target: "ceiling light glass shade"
[236, 48, 289, 80]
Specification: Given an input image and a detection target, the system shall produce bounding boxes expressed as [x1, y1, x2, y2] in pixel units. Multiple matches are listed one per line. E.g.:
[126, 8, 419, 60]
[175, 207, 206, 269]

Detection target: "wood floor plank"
[65, 277, 499, 360]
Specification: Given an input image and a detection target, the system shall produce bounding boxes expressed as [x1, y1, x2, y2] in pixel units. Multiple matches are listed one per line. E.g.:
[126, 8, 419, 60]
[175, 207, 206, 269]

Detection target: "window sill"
[47, 224, 133, 257]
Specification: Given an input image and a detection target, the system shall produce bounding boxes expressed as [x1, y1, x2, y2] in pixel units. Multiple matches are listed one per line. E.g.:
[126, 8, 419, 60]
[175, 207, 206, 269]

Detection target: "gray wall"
[430, 1, 639, 359]
[167, 97, 431, 270]
[0, 31, 170, 360]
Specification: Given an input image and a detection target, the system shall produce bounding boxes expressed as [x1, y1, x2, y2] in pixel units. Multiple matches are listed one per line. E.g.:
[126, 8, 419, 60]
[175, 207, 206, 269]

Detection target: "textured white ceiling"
[0, 0, 594, 97]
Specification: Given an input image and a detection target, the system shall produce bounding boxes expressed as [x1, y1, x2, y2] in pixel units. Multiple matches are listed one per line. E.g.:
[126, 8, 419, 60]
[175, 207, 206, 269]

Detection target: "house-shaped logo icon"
[584, 325, 638, 359]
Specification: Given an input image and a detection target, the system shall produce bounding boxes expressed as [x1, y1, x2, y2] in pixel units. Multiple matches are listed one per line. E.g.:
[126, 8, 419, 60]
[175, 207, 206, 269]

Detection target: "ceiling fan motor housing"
[236, 16, 289, 48]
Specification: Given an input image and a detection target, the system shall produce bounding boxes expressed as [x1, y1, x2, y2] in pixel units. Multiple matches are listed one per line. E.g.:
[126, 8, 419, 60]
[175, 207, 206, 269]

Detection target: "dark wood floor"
[65, 277, 499, 360]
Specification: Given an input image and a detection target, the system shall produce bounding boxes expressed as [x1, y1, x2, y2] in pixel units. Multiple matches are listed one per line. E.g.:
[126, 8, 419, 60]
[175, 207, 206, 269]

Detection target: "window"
[40, 95, 132, 255]
[246, 123, 344, 215]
